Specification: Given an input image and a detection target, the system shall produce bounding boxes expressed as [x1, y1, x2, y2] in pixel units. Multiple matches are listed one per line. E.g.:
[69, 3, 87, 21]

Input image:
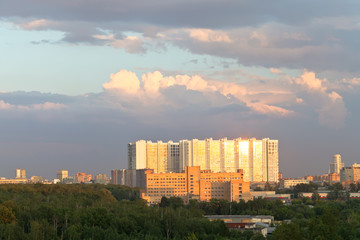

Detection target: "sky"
[1, 0, 360, 179]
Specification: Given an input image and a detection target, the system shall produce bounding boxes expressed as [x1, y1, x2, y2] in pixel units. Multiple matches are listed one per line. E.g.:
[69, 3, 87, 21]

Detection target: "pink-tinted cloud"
[18, 19, 56, 30]
[103, 70, 141, 94]
[0, 100, 66, 111]
[0, 100, 13, 110]
[188, 29, 232, 43]
[295, 71, 326, 91]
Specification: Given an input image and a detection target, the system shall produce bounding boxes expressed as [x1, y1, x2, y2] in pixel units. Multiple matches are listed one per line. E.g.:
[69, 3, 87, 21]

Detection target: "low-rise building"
[142, 166, 251, 204]
[280, 179, 309, 189]
[0, 178, 27, 184]
[250, 191, 291, 203]
[205, 215, 274, 237]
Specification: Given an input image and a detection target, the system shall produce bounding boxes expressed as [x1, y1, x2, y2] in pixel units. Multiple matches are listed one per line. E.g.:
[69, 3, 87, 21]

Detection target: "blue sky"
[1, 0, 360, 179]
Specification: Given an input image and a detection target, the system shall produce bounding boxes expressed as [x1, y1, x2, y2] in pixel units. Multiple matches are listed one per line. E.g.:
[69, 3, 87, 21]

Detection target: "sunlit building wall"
[15, 169, 26, 179]
[237, 139, 250, 182]
[193, 139, 207, 170]
[128, 140, 146, 170]
[207, 139, 222, 172]
[221, 138, 236, 173]
[157, 141, 168, 173]
[265, 139, 279, 182]
[128, 137, 279, 182]
[56, 170, 68, 180]
[251, 139, 264, 182]
[330, 154, 344, 174]
[146, 141, 158, 173]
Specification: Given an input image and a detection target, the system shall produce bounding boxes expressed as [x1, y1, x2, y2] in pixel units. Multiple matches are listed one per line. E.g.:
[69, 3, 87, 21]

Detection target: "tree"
[160, 196, 168, 208]
[271, 223, 302, 240]
[311, 192, 321, 202]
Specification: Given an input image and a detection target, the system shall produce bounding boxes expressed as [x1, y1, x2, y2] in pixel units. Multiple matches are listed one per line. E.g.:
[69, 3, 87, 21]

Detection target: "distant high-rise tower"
[56, 170, 68, 180]
[330, 154, 344, 174]
[15, 169, 26, 179]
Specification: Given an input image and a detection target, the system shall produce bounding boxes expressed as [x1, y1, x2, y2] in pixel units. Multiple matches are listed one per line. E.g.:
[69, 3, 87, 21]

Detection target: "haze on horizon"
[1, 0, 360, 179]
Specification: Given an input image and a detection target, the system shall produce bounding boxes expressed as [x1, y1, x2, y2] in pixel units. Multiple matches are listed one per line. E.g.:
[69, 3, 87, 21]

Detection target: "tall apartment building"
[128, 137, 279, 183]
[340, 163, 360, 185]
[111, 169, 126, 185]
[15, 169, 26, 179]
[128, 140, 146, 170]
[167, 142, 180, 172]
[330, 154, 344, 174]
[142, 166, 251, 204]
[56, 170, 68, 180]
[95, 174, 107, 184]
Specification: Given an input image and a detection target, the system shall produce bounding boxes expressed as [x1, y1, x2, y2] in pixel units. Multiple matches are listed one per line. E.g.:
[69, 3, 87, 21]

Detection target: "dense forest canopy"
[0, 184, 360, 239]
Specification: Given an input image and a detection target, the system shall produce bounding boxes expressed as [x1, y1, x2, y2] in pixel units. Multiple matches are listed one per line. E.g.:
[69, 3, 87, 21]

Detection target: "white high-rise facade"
[128, 137, 279, 182]
[128, 140, 146, 170]
[330, 154, 344, 174]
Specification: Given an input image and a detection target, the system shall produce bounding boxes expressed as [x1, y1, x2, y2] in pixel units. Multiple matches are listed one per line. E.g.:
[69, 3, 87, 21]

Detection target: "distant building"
[135, 169, 148, 189]
[142, 166, 251, 204]
[30, 176, 44, 183]
[304, 174, 329, 184]
[15, 169, 26, 179]
[128, 140, 146, 170]
[280, 179, 309, 189]
[329, 173, 340, 183]
[63, 176, 76, 184]
[340, 163, 360, 185]
[111, 169, 126, 185]
[330, 154, 344, 174]
[129, 137, 279, 183]
[56, 170, 68, 181]
[205, 215, 274, 237]
[95, 174, 107, 184]
[75, 172, 92, 183]
[250, 191, 291, 203]
[0, 177, 27, 184]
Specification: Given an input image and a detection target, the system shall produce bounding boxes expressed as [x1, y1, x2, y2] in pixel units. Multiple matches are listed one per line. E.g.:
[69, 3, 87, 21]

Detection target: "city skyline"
[1, 1, 360, 179]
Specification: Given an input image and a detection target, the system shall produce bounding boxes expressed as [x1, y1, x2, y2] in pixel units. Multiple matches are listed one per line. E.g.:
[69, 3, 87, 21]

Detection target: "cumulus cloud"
[101, 69, 296, 118]
[103, 70, 140, 94]
[100, 68, 355, 127]
[295, 71, 327, 91]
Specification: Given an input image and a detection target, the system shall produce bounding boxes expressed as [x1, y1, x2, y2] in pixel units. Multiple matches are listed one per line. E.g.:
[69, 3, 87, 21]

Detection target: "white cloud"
[103, 70, 141, 94]
[295, 71, 327, 91]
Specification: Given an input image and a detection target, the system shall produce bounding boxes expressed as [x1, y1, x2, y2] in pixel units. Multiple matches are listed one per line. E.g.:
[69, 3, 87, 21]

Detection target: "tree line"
[0, 183, 360, 239]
